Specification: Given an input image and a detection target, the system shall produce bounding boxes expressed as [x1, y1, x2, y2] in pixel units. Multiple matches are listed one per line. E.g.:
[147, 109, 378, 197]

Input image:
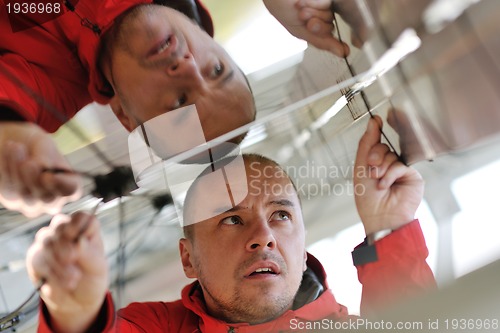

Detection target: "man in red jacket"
[26, 116, 436, 332]
[0, 0, 255, 218]
[0, 0, 370, 220]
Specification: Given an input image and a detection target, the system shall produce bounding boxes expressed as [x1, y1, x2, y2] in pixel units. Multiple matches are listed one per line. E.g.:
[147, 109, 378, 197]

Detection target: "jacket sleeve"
[37, 293, 116, 333]
[0, 53, 85, 133]
[353, 219, 437, 316]
[0, 54, 42, 122]
[36, 294, 187, 332]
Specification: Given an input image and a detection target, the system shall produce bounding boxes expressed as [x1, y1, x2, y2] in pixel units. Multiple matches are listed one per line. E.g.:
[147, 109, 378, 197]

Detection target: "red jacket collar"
[180, 253, 348, 332]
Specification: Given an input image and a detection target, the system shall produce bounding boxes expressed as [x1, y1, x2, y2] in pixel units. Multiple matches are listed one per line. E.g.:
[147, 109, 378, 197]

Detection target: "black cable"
[0, 286, 8, 320]
[0, 200, 103, 331]
[332, 11, 404, 163]
[115, 197, 126, 308]
[64, 1, 101, 34]
[0, 279, 45, 332]
[42, 166, 138, 202]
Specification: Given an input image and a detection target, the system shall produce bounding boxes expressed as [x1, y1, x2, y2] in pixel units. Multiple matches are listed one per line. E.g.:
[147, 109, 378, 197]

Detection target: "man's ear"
[109, 96, 135, 132]
[179, 238, 197, 279]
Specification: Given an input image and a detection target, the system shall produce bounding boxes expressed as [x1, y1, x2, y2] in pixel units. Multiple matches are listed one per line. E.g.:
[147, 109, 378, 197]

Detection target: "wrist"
[366, 228, 392, 246]
[351, 228, 393, 266]
[362, 214, 416, 235]
[46, 297, 106, 333]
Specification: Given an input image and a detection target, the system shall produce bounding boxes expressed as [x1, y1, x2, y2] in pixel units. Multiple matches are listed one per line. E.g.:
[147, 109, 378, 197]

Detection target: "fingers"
[371, 151, 400, 189]
[378, 161, 422, 190]
[28, 213, 96, 289]
[20, 160, 55, 203]
[1, 141, 29, 201]
[40, 171, 82, 198]
[356, 116, 383, 170]
[29, 226, 78, 290]
[51, 213, 93, 242]
[305, 17, 334, 35]
[303, 32, 350, 57]
[40, 238, 82, 289]
[367, 144, 398, 179]
[70, 211, 100, 242]
[298, 0, 369, 50]
[367, 143, 390, 166]
[264, 0, 350, 57]
[361, 117, 416, 188]
[365, 143, 422, 190]
[28, 227, 52, 283]
[296, 0, 332, 10]
[295, 1, 351, 56]
[0, 140, 82, 217]
[298, 7, 333, 22]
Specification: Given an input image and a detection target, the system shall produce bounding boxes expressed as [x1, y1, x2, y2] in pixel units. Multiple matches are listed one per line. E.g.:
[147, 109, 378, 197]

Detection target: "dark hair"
[182, 154, 299, 240]
[153, 0, 204, 28]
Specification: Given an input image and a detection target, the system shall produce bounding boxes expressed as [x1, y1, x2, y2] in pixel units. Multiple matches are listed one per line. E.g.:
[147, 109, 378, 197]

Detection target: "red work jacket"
[0, 0, 212, 132]
[38, 219, 436, 332]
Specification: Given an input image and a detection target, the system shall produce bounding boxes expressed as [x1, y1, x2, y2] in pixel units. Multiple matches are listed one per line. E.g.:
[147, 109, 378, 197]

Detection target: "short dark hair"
[153, 0, 204, 28]
[182, 153, 299, 240]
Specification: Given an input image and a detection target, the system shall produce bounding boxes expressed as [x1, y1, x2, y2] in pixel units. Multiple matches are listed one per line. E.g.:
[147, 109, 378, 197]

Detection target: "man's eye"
[221, 216, 242, 225]
[270, 211, 291, 221]
[211, 62, 224, 78]
[156, 36, 172, 54]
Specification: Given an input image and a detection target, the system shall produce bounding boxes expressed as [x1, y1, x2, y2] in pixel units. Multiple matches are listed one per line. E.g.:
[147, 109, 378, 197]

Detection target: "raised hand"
[354, 116, 424, 234]
[263, 0, 350, 57]
[0, 122, 82, 218]
[26, 212, 108, 333]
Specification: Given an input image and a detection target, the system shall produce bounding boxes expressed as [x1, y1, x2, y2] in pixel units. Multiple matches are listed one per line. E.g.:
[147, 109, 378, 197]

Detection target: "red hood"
[180, 253, 349, 333]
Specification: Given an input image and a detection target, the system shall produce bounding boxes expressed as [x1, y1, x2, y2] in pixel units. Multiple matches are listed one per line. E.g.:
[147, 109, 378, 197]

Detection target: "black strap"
[352, 240, 379, 266]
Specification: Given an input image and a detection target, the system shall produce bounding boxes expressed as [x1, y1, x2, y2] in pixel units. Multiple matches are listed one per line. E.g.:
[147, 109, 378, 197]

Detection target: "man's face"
[105, 6, 255, 141]
[180, 160, 307, 324]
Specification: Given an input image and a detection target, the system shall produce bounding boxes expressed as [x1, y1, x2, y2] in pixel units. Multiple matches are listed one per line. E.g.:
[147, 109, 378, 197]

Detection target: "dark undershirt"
[0, 105, 26, 121]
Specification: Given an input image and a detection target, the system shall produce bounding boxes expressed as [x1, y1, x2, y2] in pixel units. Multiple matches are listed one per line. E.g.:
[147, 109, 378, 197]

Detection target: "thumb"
[304, 17, 349, 56]
[297, 0, 332, 10]
[355, 116, 383, 169]
[304, 31, 350, 57]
